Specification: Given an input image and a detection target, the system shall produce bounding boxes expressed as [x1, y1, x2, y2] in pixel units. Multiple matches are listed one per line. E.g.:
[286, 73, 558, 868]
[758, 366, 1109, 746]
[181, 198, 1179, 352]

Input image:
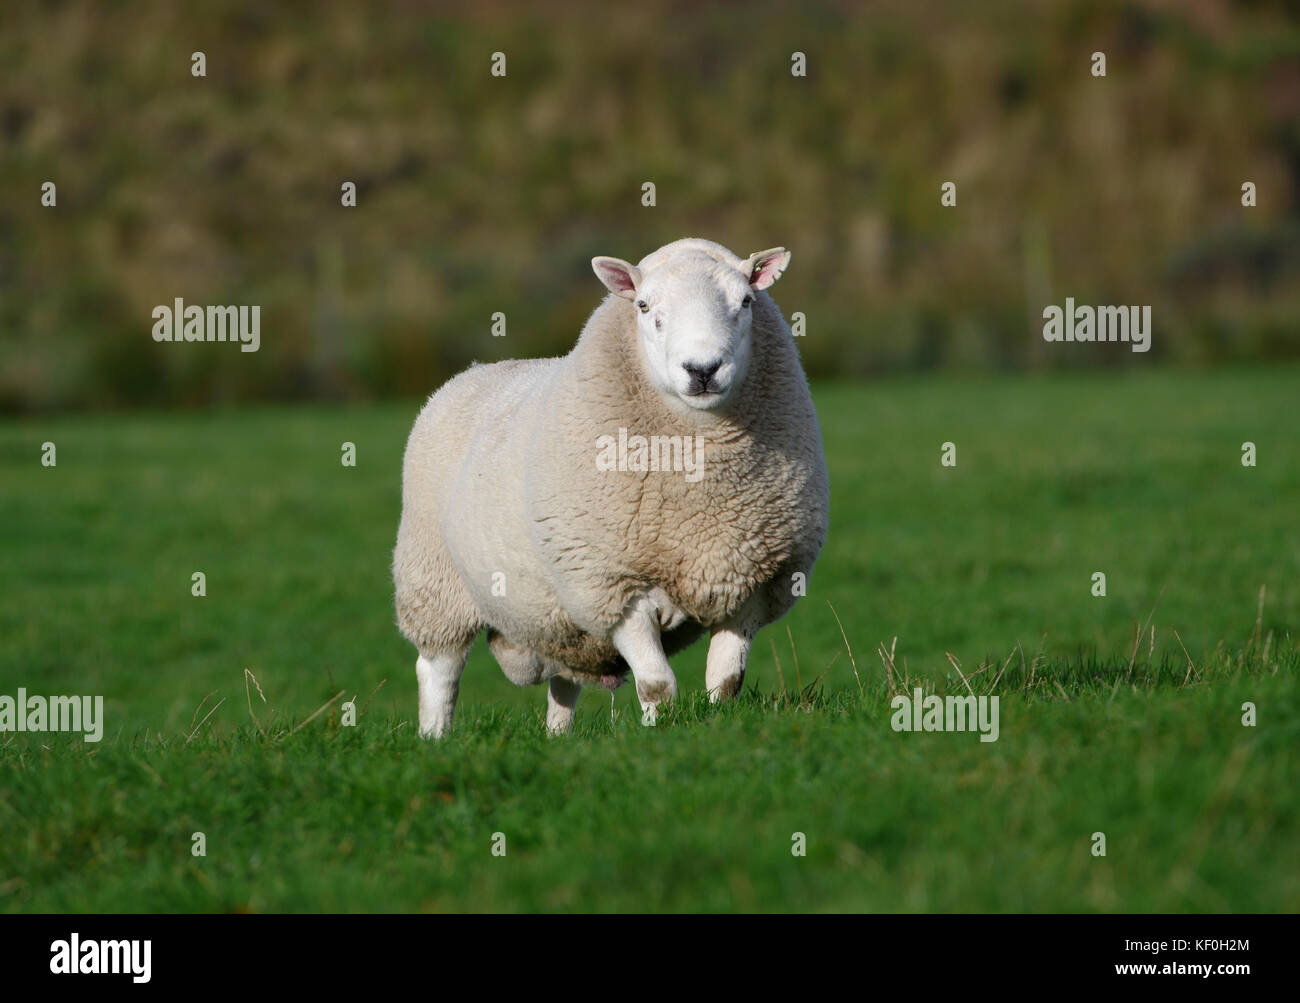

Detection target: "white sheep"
[393, 237, 829, 736]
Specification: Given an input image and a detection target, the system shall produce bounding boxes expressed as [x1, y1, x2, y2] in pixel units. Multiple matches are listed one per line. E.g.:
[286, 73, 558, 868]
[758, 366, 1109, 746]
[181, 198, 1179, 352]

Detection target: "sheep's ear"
[745, 247, 791, 291]
[592, 256, 642, 299]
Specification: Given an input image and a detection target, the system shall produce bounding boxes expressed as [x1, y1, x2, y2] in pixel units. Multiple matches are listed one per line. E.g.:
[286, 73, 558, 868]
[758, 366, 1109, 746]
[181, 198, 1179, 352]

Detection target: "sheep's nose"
[683, 359, 722, 391]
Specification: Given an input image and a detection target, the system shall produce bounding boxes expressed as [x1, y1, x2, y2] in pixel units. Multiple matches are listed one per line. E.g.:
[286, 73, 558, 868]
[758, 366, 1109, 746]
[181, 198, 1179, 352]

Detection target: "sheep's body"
[394, 238, 828, 735]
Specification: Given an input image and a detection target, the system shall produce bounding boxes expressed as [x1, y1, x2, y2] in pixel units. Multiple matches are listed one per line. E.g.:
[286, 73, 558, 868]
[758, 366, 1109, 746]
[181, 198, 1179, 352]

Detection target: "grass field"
[1, 367, 1297, 912]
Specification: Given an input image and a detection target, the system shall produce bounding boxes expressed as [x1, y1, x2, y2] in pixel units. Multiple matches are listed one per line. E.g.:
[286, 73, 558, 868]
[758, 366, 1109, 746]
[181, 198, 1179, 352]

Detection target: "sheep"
[393, 237, 829, 737]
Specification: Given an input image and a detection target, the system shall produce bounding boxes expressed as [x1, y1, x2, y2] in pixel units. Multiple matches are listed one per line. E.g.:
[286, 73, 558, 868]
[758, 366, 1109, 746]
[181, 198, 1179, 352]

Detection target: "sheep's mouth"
[681, 386, 728, 409]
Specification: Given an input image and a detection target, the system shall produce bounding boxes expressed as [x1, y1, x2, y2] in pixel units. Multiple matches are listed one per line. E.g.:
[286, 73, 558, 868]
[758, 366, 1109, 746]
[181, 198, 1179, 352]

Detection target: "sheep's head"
[591, 242, 790, 412]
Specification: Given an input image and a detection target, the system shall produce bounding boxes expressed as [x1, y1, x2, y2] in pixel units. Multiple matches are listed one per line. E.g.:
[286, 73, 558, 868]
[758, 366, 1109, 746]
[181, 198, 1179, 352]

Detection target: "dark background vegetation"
[2, 0, 1298, 413]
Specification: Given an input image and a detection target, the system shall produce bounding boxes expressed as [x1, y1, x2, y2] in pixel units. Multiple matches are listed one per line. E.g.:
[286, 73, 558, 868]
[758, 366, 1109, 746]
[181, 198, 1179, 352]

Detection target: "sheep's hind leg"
[546, 677, 582, 735]
[706, 597, 765, 703]
[610, 595, 678, 726]
[416, 646, 471, 739]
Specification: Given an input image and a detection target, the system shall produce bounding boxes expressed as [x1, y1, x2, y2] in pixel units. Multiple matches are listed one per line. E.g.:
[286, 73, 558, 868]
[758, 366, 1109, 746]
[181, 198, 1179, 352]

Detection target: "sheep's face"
[592, 246, 790, 413]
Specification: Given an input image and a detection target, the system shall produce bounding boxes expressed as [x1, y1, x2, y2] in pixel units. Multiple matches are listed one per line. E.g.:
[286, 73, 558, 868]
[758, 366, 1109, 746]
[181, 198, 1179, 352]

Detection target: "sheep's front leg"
[416, 647, 470, 739]
[546, 676, 581, 735]
[706, 600, 765, 702]
[610, 595, 678, 725]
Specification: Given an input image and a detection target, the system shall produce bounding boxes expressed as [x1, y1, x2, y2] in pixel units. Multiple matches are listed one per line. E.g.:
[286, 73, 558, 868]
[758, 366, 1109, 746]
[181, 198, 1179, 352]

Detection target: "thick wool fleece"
[394, 249, 829, 685]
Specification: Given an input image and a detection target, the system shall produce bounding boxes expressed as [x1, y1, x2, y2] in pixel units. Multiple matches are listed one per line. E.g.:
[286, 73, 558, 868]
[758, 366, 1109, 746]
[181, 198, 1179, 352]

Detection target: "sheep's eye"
[637, 300, 649, 313]
[741, 295, 752, 308]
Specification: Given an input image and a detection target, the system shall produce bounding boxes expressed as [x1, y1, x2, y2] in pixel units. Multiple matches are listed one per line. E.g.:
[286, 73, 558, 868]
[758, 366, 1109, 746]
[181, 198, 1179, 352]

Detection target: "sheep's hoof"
[636, 678, 675, 727]
[709, 673, 745, 703]
[545, 706, 577, 736]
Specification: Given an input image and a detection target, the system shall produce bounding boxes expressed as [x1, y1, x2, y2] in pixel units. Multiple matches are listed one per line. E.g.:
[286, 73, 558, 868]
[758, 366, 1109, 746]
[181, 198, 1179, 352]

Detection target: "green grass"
[1, 367, 1298, 911]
